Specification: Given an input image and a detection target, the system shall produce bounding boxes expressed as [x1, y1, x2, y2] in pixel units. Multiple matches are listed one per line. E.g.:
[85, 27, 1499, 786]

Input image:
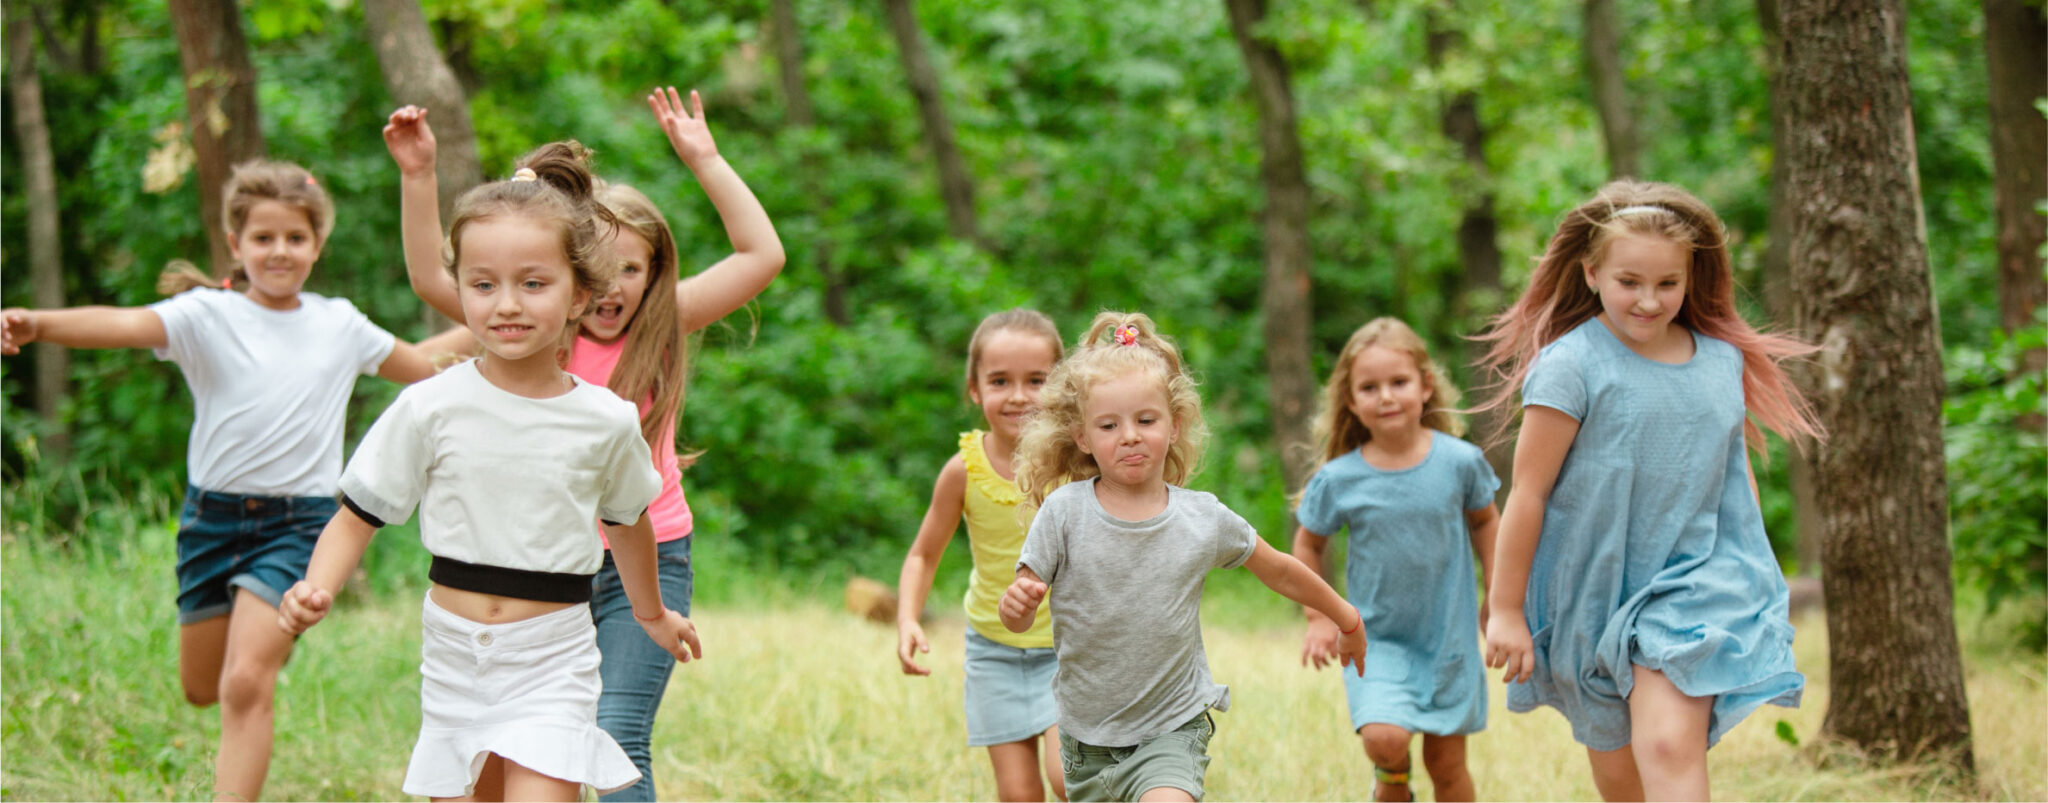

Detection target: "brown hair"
[964, 308, 1064, 401]
[157, 159, 335, 295]
[1471, 180, 1823, 452]
[593, 181, 689, 452]
[444, 141, 619, 324]
[1311, 318, 1464, 471]
[1013, 311, 1206, 506]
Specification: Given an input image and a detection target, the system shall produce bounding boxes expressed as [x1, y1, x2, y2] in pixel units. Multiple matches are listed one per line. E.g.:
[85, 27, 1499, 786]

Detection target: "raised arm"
[383, 106, 464, 323]
[1484, 406, 1578, 683]
[1, 306, 167, 354]
[1245, 539, 1366, 674]
[895, 456, 967, 675]
[647, 87, 786, 334]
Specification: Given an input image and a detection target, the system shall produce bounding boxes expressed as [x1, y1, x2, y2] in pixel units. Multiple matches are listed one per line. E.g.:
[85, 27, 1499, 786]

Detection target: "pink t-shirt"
[566, 335, 693, 544]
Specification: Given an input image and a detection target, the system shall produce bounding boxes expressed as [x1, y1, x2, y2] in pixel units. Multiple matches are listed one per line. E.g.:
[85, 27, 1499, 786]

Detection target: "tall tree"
[1224, 0, 1317, 498]
[361, 0, 483, 225]
[6, 4, 69, 458]
[1982, 0, 2046, 376]
[167, 0, 264, 275]
[881, 0, 987, 250]
[1582, 0, 1640, 179]
[771, 0, 848, 326]
[1779, 0, 1974, 767]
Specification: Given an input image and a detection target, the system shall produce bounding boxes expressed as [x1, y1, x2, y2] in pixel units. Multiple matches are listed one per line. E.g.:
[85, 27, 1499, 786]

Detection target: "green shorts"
[1059, 712, 1215, 802]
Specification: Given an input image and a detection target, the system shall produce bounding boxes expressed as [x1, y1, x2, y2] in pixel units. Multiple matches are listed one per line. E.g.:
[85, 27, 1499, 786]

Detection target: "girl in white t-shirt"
[278, 142, 701, 803]
[0, 159, 464, 802]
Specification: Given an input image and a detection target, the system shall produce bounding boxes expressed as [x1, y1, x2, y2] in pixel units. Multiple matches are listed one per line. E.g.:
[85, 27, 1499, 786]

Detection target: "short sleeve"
[1294, 465, 1341, 537]
[1016, 496, 1065, 585]
[1521, 345, 1587, 421]
[598, 421, 662, 526]
[1212, 501, 1260, 570]
[1463, 447, 1502, 511]
[337, 390, 429, 527]
[148, 289, 210, 364]
[331, 299, 397, 376]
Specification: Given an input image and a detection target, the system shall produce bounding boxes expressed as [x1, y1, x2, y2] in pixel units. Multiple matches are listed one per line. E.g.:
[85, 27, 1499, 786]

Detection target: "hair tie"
[1114, 324, 1139, 347]
[221, 276, 233, 290]
[1609, 204, 1669, 220]
[303, 175, 318, 187]
[512, 167, 538, 182]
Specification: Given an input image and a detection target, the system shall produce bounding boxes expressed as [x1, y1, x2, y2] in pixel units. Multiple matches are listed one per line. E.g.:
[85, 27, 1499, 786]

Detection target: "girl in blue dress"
[1293, 317, 1499, 802]
[1475, 181, 1824, 801]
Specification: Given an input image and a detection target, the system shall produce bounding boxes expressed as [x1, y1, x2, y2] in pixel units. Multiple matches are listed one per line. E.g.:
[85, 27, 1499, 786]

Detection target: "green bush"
[1944, 321, 2047, 648]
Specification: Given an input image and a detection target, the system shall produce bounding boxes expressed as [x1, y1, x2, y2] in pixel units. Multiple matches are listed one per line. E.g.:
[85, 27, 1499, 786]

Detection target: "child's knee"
[1420, 738, 1467, 777]
[1358, 724, 1412, 766]
[181, 682, 220, 708]
[1629, 724, 1705, 771]
[216, 661, 279, 711]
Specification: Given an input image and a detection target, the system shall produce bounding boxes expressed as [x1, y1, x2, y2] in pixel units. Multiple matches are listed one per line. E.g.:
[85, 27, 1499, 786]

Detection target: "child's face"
[1343, 344, 1432, 439]
[1075, 371, 1177, 490]
[970, 329, 1058, 442]
[1586, 233, 1689, 347]
[583, 228, 653, 343]
[229, 201, 322, 309]
[455, 215, 591, 364]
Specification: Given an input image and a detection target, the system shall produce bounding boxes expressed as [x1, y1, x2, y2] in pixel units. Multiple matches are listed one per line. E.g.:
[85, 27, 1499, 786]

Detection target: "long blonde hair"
[1310, 318, 1464, 472]
[158, 159, 335, 294]
[1013, 311, 1207, 506]
[593, 182, 690, 454]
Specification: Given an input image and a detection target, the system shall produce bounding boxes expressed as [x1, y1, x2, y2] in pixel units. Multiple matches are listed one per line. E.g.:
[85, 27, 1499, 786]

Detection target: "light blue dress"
[1510, 317, 1802, 751]
[1297, 430, 1499, 735]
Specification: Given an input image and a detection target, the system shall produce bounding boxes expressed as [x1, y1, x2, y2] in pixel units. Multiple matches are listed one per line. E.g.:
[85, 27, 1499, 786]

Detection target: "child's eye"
[1661, 280, 1680, 288]
[523, 279, 545, 290]
[473, 281, 494, 292]
[991, 378, 1008, 387]
[1030, 377, 1046, 386]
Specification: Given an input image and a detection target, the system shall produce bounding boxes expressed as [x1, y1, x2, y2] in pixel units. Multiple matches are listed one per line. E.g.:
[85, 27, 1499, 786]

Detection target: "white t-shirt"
[150, 288, 396, 497]
[339, 360, 663, 576]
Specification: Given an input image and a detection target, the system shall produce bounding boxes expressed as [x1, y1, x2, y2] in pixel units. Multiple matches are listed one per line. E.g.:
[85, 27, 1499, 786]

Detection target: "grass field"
[3, 516, 2043, 801]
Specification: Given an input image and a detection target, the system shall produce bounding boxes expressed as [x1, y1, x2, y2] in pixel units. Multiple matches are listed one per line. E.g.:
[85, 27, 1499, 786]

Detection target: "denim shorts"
[174, 485, 336, 624]
[962, 629, 1059, 747]
[1060, 711, 1215, 802]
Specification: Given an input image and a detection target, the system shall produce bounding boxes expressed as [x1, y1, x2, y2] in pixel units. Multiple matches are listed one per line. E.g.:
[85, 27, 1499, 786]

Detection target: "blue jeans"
[174, 485, 336, 623]
[590, 536, 694, 802]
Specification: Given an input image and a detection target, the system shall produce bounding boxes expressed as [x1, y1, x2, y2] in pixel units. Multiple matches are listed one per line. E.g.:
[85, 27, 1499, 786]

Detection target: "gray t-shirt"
[1016, 479, 1260, 746]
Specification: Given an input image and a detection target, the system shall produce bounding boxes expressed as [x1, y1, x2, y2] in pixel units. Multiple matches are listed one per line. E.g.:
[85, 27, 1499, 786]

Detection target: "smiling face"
[1343, 344, 1433, 441]
[455, 215, 590, 364]
[969, 329, 1060, 443]
[583, 228, 653, 343]
[1586, 232, 1690, 348]
[1075, 371, 1178, 491]
[229, 201, 323, 310]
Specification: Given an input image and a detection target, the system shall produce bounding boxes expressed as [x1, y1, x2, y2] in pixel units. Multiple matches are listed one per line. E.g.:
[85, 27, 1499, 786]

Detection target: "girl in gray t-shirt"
[998, 311, 1367, 802]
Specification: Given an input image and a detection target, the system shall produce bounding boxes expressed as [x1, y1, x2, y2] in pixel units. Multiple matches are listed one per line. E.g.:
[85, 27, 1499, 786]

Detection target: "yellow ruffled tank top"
[960, 430, 1053, 647]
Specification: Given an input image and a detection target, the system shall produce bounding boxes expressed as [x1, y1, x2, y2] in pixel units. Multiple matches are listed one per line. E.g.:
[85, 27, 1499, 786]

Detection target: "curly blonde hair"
[1310, 318, 1464, 473]
[1013, 311, 1207, 506]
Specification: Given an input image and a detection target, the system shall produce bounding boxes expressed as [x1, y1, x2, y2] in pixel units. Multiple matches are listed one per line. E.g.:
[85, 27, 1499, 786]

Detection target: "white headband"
[1608, 204, 1670, 219]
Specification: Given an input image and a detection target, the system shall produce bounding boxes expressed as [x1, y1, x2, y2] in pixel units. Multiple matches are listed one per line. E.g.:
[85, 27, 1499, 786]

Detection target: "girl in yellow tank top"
[896, 309, 1069, 801]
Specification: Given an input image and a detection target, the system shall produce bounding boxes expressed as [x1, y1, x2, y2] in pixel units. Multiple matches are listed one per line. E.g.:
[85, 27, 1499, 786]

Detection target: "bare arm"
[647, 88, 787, 334]
[277, 506, 379, 634]
[1, 307, 167, 354]
[1465, 502, 1501, 634]
[1484, 406, 1579, 683]
[1245, 539, 1366, 675]
[895, 456, 967, 675]
[999, 566, 1047, 633]
[1289, 526, 1345, 669]
[605, 513, 703, 663]
[384, 106, 463, 322]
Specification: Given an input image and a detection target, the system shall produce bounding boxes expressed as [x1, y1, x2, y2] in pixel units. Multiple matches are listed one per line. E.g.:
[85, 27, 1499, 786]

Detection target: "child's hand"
[1485, 610, 1534, 684]
[1301, 612, 1340, 670]
[638, 609, 704, 664]
[382, 105, 437, 176]
[648, 87, 719, 168]
[277, 581, 331, 635]
[999, 575, 1047, 626]
[897, 620, 932, 676]
[1335, 608, 1367, 677]
[1, 309, 37, 355]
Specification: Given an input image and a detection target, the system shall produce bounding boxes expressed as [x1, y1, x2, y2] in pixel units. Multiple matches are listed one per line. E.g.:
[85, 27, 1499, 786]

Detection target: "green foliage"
[1943, 322, 2047, 648]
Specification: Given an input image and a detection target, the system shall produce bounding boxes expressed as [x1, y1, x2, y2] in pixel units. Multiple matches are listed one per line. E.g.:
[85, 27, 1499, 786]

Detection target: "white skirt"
[403, 592, 639, 797]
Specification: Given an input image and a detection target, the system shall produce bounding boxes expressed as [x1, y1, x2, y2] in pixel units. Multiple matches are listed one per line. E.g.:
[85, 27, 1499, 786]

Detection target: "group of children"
[0, 83, 1820, 802]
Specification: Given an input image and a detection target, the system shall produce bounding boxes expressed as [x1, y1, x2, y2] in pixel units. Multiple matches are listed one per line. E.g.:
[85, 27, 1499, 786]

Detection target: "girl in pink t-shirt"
[383, 87, 784, 801]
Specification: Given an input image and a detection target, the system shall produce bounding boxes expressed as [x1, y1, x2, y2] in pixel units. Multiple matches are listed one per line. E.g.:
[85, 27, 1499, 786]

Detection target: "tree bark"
[1582, 0, 1640, 179]
[881, 0, 986, 251]
[361, 0, 483, 225]
[167, 0, 264, 275]
[1224, 0, 1318, 498]
[7, 6, 70, 458]
[771, 0, 847, 326]
[1982, 0, 2046, 378]
[1780, 0, 1974, 767]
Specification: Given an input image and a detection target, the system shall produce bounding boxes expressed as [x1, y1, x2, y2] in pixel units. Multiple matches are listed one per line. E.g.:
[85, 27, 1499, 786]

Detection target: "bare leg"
[499, 757, 582, 802]
[989, 738, 1048, 802]
[1420, 734, 1474, 802]
[1359, 723, 1413, 802]
[435, 752, 505, 802]
[1628, 666, 1712, 802]
[1586, 744, 1643, 802]
[1136, 787, 1196, 802]
[179, 615, 231, 706]
[211, 590, 296, 802]
[1041, 726, 1068, 801]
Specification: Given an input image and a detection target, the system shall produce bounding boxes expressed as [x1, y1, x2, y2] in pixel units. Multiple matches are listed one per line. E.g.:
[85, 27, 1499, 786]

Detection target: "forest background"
[0, 0, 2042, 793]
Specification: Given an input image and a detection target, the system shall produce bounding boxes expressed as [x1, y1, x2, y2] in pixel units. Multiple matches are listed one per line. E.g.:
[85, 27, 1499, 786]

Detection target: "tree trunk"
[1780, 0, 1974, 767]
[1755, 0, 1823, 575]
[361, 0, 483, 225]
[881, 0, 986, 251]
[1224, 0, 1318, 499]
[167, 0, 264, 276]
[1582, 0, 1640, 179]
[1982, 0, 2046, 379]
[6, 6, 70, 458]
[771, 0, 847, 326]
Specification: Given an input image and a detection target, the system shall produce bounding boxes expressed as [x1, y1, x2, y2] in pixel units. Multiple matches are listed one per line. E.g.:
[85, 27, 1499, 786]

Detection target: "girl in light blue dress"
[1474, 181, 1824, 801]
[1293, 318, 1499, 803]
